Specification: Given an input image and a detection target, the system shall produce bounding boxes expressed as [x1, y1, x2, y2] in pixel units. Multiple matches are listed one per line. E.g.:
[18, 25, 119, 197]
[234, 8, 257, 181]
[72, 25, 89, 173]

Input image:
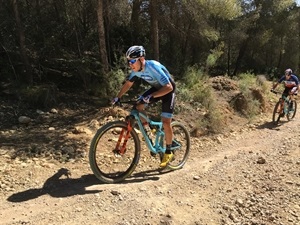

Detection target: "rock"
[18, 116, 31, 124]
[257, 156, 266, 164]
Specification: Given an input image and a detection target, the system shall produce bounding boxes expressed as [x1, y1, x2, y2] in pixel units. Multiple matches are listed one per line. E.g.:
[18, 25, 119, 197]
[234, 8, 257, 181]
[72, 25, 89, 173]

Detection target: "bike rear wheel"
[272, 101, 282, 125]
[287, 100, 297, 120]
[167, 122, 190, 170]
[89, 121, 141, 183]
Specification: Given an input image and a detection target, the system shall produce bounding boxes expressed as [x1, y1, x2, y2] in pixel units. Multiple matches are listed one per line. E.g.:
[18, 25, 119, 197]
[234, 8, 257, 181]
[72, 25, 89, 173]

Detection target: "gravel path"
[0, 110, 299, 225]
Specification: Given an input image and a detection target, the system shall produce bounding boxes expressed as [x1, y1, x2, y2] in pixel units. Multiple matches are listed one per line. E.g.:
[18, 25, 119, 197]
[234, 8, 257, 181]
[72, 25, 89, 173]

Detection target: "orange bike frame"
[115, 121, 132, 155]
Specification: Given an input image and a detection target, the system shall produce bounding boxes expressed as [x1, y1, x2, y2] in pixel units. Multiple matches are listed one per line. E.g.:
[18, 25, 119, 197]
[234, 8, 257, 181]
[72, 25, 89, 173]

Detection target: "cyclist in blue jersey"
[272, 68, 300, 110]
[112, 45, 176, 167]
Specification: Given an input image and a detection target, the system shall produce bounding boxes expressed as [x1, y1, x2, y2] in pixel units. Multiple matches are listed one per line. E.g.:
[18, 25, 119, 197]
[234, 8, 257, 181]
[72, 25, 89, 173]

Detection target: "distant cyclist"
[112, 45, 177, 167]
[272, 68, 300, 110]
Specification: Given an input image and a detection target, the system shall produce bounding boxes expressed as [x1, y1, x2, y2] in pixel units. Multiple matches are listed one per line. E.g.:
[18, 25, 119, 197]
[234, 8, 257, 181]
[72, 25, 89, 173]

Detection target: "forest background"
[0, 0, 300, 107]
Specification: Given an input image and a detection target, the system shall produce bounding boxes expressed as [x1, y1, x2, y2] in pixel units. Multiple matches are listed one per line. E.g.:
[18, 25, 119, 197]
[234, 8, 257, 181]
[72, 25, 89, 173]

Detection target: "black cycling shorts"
[141, 81, 176, 118]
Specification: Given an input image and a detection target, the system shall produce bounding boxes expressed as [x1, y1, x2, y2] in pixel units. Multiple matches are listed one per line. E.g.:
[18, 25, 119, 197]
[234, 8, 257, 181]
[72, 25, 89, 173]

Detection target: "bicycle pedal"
[150, 152, 156, 157]
[170, 140, 181, 150]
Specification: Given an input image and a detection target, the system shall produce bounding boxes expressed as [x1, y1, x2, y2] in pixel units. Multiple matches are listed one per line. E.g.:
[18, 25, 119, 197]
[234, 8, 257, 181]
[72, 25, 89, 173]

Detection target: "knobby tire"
[89, 121, 141, 184]
[287, 100, 297, 121]
[272, 101, 282, 125]
[167, 121, 191, 170]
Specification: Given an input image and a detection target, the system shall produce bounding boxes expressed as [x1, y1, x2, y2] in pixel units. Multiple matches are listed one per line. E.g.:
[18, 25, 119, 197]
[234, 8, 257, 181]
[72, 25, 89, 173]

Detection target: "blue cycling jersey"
[127, 60, 173, 89]
[278, 74, 299, 88]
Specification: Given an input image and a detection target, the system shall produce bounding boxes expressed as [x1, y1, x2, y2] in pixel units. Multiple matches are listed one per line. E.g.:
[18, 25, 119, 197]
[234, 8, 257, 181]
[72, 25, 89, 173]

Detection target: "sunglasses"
[128, 58, 138, 64]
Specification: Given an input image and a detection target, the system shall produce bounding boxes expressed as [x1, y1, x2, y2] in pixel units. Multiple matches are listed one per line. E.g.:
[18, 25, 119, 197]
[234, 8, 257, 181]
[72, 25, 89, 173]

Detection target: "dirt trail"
[0, 109, 299, 225]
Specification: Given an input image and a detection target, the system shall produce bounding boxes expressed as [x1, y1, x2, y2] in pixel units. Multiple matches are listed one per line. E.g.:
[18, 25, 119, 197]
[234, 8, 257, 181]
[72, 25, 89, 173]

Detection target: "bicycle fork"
[277, 99, 286, 116]
[113, 119, 133, 156]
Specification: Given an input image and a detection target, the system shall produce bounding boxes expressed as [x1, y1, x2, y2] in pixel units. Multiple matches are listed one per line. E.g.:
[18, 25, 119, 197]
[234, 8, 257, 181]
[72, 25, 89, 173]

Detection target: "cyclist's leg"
[280, 89, 289, 115]
[289, 87, 297, 109]
[162, 116, 173, 146]
[160, 115, 174, 167]
[136, 87, 158, 123]
[160, 83, 176, 167]
[282, 88, 290, 100]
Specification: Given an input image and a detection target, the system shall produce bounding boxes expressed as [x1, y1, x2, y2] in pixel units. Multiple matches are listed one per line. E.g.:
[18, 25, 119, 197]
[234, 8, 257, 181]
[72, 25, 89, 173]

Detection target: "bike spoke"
[167, 122, 190, 169]
[89, 122, 140, 183]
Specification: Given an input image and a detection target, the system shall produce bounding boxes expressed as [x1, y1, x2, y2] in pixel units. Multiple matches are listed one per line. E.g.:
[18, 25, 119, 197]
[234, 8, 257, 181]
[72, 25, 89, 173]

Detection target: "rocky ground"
[0, 77, 299, 225]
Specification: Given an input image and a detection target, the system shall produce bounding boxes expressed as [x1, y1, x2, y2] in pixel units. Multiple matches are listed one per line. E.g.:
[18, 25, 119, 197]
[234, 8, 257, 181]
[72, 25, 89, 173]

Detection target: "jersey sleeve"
[127, 73, 139, 82]
[292, 75, 299, 85]
[149, 61, 172, 86]
[278, 75, 285, 83]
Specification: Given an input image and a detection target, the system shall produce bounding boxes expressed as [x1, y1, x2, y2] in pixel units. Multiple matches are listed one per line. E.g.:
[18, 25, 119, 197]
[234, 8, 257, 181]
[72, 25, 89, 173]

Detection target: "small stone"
[257, 157, 266, 164]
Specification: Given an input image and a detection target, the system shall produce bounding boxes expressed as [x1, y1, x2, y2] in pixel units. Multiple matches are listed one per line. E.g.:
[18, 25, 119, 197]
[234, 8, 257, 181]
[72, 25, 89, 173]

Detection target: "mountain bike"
[89, 101, 190, 184]
[271, 90, 297, 125]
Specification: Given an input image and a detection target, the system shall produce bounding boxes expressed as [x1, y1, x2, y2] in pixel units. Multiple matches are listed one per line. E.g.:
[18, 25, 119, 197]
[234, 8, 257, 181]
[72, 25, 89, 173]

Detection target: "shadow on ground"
[255, 120, 289, 130]
[6, 167, 171, 202]
[7, 168, 101, 202]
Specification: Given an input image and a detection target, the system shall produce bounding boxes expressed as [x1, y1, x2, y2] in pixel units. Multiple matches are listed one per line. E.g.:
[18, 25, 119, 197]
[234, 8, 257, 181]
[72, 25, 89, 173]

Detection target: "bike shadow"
[123, 167, 175, 184]
[256, 120, 288, 130]
[7, 167, 172, 202]
[7, 168, 102, 203]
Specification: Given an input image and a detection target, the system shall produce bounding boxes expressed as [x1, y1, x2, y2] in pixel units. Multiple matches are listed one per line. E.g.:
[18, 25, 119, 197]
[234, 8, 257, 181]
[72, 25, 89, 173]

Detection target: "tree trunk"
[233, 39, 249, 76]
[277, 37, 284, 70]
[12, 0, 32, 85]
[150, 0, 159, 60]
[131, 0, 142, 43]
[97, 0, 109, 74]
[227, 41, 231, 77]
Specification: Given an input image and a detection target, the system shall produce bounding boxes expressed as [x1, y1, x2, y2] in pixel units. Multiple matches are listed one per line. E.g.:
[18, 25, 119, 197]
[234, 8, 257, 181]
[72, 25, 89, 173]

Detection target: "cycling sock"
[166, 145, 172, 154]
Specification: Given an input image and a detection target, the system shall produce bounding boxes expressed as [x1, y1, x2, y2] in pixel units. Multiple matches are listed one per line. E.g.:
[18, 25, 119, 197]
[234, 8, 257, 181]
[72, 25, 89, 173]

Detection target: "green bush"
[178, 66, 224, 133]
[20, 84, 58, 108]
[236, 72, 264, 120]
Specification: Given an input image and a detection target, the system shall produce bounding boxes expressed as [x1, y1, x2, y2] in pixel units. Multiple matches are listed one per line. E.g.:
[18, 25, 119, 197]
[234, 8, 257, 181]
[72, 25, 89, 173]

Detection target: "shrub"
[235, 72, 266, 120]
[177, 66, 224, 133]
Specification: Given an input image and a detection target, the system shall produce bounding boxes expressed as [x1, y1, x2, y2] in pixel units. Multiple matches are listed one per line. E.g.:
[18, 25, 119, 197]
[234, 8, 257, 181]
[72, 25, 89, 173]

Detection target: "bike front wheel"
[89, 121, 141, 183]
[287, 100, 297, 121]
[272, 101, 282, 125]
[167, 121, 190, 170]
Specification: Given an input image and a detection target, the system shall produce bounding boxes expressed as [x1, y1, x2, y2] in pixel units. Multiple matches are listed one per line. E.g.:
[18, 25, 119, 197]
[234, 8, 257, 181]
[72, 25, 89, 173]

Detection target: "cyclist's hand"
[136, 95, 143, 102]
[111, 97, 120, 105]
[143, 95, 152, 104]
[291, 87, 297, 95]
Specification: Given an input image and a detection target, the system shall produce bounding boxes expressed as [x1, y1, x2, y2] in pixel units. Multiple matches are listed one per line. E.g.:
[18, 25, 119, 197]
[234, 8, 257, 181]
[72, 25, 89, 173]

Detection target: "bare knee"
[162, 117, 171, 125]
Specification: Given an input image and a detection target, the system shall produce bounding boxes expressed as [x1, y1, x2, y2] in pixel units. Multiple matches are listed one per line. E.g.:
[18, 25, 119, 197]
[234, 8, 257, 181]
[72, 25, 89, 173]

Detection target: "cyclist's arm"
[272, 82, 279, 89]
[291, 75, 300, 92]
[272, 76, 284, 89]
[146, 62, 173, 97]
[151, 82, 173, 98]
[294, 76, 299, 90]
[116, 80, 134, 98]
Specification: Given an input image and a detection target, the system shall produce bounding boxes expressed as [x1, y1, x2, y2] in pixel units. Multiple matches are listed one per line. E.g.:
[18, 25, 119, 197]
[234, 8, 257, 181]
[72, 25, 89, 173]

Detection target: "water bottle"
[151, 127, 156, 135]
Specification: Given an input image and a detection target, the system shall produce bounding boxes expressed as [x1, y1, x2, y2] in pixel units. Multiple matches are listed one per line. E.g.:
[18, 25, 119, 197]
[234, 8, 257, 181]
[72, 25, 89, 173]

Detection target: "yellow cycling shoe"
[160, 153, 173, 167]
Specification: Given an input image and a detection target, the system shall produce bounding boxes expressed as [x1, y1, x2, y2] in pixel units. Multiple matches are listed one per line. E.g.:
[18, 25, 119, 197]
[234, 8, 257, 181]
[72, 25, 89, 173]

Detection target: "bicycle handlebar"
[114, 99, 154, 107]
[117, 100, 138, 105]
[270, 89, 281, 95]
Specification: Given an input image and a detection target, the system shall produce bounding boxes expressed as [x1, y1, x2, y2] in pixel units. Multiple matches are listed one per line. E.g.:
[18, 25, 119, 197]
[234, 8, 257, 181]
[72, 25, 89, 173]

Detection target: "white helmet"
[126, 46, 145, 59]
[285, 68, 292, 75]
